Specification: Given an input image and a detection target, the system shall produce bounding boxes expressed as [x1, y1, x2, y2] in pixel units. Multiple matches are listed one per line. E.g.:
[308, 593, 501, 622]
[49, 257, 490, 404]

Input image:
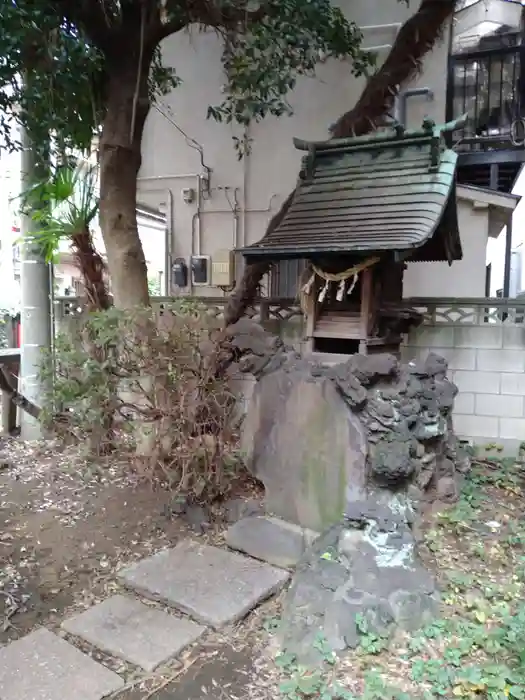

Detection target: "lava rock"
[370, 439, 415, 485]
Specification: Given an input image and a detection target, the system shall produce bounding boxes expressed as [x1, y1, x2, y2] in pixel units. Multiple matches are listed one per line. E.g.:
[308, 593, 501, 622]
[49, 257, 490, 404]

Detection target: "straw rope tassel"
[298, 256, 381, 316]
[347, 273, 359, 296]
[318, 279, 329, 303]
[302, 272, 315, 295]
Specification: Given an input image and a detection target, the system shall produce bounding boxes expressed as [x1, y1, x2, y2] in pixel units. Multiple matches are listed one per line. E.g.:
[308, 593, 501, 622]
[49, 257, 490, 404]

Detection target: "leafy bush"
[40, 300, 241, 502]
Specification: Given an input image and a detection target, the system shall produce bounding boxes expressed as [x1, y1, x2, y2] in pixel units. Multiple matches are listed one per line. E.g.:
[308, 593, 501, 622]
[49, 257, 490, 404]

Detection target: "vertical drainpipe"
[503, 218, 513, 298]
[502, 6, 525, 299]
[164, 189, 173, 296]
[445, 14, 456, 130]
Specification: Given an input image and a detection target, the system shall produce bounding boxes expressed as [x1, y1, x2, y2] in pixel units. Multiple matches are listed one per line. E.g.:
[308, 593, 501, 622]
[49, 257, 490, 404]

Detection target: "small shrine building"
[240, 117, 466, 356]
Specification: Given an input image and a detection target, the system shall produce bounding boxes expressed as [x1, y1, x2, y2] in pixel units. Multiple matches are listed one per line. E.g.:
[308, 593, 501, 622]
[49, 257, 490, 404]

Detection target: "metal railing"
[54, 296, 525, 331]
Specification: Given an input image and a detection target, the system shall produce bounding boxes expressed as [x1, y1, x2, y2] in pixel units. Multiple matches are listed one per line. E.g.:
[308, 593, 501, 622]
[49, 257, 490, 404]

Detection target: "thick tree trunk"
[99, 56, 152, 309]
[223, 0, 456, 326]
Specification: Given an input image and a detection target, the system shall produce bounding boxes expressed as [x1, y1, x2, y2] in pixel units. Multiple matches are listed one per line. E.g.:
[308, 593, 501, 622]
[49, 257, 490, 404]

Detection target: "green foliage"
[0, 1, 103, 154]
[0, 312, 17, 349]
[276, 634, 354, 700]
[208, 0, 374, 142]
[0, 0, 380, 161]
[40, 302, 241, 499]
[355, 614, 390, 656]
[274, 598, 525, 699]
[405, 605, 525, 698]
[147, 276, 162, 296]
[19, 161, 100, 262]
[359, 671, 412, 700]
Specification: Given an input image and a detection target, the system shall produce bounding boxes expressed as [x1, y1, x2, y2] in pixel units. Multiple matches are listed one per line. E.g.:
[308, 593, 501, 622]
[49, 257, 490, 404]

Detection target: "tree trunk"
[223, 0, 456, 326]
[224, 191, 294, 326]
[99, 55, 152, 309]
[71, 226, 111, 311]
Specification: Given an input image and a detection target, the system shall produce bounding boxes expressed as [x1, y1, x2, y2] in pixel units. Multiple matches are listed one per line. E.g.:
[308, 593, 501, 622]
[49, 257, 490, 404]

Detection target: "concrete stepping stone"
[0, 628, 124, 700]
[62, 594, 206, 672]
[226, 515, 320, 569]
[119, 539, 290, 628]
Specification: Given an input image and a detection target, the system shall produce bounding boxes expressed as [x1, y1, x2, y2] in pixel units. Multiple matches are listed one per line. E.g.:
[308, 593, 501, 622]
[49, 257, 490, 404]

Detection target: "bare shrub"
[40, 300, 242, 503]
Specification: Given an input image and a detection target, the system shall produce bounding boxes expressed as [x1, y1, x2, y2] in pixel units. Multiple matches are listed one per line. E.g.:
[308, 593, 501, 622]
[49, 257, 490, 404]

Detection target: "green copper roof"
[240, 117, 465, 263]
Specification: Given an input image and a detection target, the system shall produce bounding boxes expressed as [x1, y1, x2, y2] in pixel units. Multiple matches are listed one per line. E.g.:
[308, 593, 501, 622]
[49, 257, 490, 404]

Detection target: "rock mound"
[279, 491, 439, 663]
[222, 320, 471, 661]
[226, 319, 470, 532]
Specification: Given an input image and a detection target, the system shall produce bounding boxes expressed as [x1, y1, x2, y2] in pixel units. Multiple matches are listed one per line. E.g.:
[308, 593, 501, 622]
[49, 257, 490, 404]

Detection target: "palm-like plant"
[22, 160, 116, 451]
[23, 161, 111, 311]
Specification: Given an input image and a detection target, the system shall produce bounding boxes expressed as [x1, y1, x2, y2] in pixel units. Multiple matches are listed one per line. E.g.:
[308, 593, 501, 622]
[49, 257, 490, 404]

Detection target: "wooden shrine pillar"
[359, 267, 373, 354]
[305, 275, 319, 353]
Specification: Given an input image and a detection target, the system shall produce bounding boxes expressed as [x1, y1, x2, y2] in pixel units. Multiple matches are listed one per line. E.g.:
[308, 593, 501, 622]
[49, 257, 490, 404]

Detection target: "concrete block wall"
[403, 324, 525, 452]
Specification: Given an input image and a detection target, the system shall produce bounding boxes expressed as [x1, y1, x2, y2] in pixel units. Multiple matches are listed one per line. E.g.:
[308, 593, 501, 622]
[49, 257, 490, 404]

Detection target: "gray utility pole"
[19, 124, 52, 440]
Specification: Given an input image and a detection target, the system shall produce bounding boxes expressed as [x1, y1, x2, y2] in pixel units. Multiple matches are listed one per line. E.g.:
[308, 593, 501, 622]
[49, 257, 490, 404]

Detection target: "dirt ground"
[0, 437, 261, 646]
[3, 435, 525, 700]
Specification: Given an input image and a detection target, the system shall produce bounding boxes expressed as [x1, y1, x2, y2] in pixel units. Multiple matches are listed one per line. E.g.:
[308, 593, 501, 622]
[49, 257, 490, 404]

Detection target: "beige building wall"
[403, 188, 519, 299]
[403, 199, 489, 299]
[139, 0, 451, 296]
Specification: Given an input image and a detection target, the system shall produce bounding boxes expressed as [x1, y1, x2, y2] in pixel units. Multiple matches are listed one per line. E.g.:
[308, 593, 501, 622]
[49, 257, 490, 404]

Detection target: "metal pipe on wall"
[190, 191, 280, 258]
[138, 173, 206, 294]
[141, 170, 280, 290]
[503, 219, 514, 298]
[360, 23, 401, 31]
[232, 188, 240, 249]
[394, 88, 434, 126]
[164, 190, 173, 296]
[137, 174, 202, 182]
[195, 175, 203, 256]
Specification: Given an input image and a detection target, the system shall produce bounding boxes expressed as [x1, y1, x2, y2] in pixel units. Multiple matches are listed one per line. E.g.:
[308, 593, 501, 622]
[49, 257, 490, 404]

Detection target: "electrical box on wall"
[181, 187, 196, 204]
[191, 255, 210, 285]
[172, 258, 188, 288]
[211, 249, 235, 287]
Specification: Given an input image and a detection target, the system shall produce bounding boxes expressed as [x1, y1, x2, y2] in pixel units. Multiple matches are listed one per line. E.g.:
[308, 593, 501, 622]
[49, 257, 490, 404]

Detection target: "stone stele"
[241, 365, 368, 532]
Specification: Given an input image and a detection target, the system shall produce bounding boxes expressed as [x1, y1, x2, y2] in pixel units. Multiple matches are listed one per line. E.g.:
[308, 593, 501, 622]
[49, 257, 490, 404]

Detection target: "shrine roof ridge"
[292, 114, 468, 154]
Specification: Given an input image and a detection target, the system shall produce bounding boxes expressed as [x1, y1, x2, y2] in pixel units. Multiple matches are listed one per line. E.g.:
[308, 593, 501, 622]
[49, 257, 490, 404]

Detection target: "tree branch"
[182, 0, 267, 30]
[52, 0, 113, 50]
[330, 0, 455, 137]
[155, 18, 190, 42]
